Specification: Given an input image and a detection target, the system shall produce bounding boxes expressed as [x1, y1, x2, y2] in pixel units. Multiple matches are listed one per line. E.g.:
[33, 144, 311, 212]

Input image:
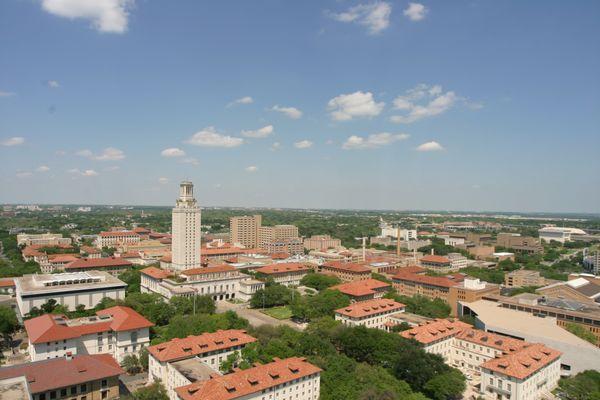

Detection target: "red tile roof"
[64, 256, 132, 270]
[270, 252, 290, 260]
[322, 261, 371, 274]
[0, 278, 15, 288]
[140, 266, 172, 279]
[100, 231, 139, 237]
[48, 254, 80, 263]
[0, 354, 123, 394]
[160, 253, 172, 263]
[255, 263, 311, 275]
[330, 279, 391, 297]
[335, 298, 405, 318]
[176, 357, 321, 400]
[148, 330, 256, 363]
[481, 343, 561, 379]
[202, 247, 246, 256]
[132, 227, 151, 234]
[182, 265, 237, 276]
[392, 272, 459, 288]
[401, 319, 472, 344]
[420, 255, 451, 264]
[25, 306, 152, 344]
[455, 329, 526, 353]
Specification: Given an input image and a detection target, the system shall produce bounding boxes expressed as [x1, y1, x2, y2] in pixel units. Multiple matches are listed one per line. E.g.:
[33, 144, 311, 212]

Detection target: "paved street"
[216, 301, 305, 331]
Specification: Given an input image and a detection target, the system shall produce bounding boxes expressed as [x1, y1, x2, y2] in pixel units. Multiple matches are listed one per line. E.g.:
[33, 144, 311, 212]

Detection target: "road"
[216, 301, 305, 331]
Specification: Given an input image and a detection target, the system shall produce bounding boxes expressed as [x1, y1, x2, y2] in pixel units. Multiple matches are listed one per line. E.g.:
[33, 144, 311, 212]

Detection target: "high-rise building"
[171, 181, 202, 271]
[230, 215, 262, 248]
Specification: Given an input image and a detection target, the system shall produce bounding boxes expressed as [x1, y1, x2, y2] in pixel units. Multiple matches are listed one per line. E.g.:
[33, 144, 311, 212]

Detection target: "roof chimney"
[431, 249, 434, 255]
[66, 351, 73, 361]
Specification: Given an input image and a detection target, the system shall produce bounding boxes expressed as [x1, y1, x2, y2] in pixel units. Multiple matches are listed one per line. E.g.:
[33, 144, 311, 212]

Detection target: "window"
[80, 384, 87, 393]
[70, 386, 77, 395]
[102, 380, 107, 387]
[60, 388, 67, 397]
[50, 391, 56, 399]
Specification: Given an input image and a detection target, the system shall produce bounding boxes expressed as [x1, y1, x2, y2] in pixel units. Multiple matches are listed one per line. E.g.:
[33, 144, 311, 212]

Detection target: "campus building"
[171, 181, 202, 271]
[319, 261, 371, 282]
[24, 306, 152, 362]
[334, 298, 405, 329]
[16, 233, 72, 247]
[330, 278, 391, 302]
[303, 235, 342, 251]
[96, 231, 141, 249]
[255, 263, 312, 287]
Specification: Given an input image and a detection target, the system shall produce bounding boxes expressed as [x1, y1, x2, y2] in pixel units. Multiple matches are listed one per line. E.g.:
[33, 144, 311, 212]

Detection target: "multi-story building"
[171, 181, 202, 271]
[147, 330, 257, 400]
[96, 231, 140, 249]
[303, 235, 342, 251]
[335, 298, 405, 329]
[447, 277, 500, 316]
[536, 277, 600, 305]
[15, 271, 127, 316]
[259, 225, 299, 245]
[401, 319, 562, 400]
[63, 256, 133, 276]
[255, 263, 312, 287]
[40, 254, 81, 273]
[330, 278, 391, 302]
[25, 306, 153, 362]
[319, 261, 371, 282]
[264, 238, 304, 255]
[230, 215, 262, 248]
[504, 270, 549, 288]
[17, 233, 72, 247]
[584, 251, 600, 275]
[175, 357, 321, 400]
[140, 265, 262, 301]
[538, 227, 587, 243]
[420, 253, 467, 273]
[496, 233, 543, 254]
[0, 354, 123, 400]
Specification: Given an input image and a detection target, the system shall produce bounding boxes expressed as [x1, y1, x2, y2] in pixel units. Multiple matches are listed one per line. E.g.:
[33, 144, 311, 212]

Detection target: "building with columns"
[171, 181, 202, 271]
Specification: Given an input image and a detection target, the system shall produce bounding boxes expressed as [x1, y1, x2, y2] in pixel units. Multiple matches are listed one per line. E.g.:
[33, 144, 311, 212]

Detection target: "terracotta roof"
[22, 247, 45, 257]
[335, 298, 405, 318]
[401, 319, 472, 344]
[25, 306, 152, 344]
[392, 272, 459, 288]
[330, 279, 391, 297]
[160, 253, 172, 263]
[176, 357, 321, 400]
[481, 343, 561, 380]
[96, 306, 154, 331]
[99, 231, 139, 237]
[0, 278, 15, 288]
[399, 265, 426, 274]
[255, 263, 311, 275]
[80, 246, 100, 254]
[48, 254, 80, 263]
[420, 255, 451, 264]
[182, 265, 237, 276]
[0, 354, 123, 394]
[132, 227, 150, 233]
[140, 266, 172, 279]
[455, 329, 526, 353]
[64, 256, 132, 270]
[148, 330, 256, 363]
[270, 252, 290, 260]
[322, 261, 371, 274]
[202, 247, 246, 256]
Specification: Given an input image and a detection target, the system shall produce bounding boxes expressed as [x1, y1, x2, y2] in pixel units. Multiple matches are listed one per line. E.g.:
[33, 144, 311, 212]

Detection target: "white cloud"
[391, 84, 458, 123]
[0, 91, 16, 97]
[47, 80, 60, 88]
[329, 2, 392, 35]
[68, 168, 99, 176]
[75, 149, 93, 157]
[93, 147, 125, 161]
[416, 141, 444, 152]
[270, 142, 281, 151]
[294, 140, 313, 149]
[41, 0, 133, 34]
[36, 165, 50, 172]
[0, 137, 25, 146]
[187, 127, 244, 148]
[158, 177, 169, 185]
[270, 105, 303, 119]
[161, 147, 185, 157]
[16, 171, 33, 178]
[342, 132, 409, 150]
[227, 96, 254, 107]
[104, 165, 120, 172]
[55, 150, 67, 156]
[327, 91, 384, 121]
[241, 125, 274, 139]
[245, 165, 258, 173]
[181, 157, 199, 166]
[403, 3, 428, 21]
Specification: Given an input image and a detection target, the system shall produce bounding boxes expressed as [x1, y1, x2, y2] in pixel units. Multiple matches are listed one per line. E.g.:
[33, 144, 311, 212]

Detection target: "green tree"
[300, 273, 341, 291]
[130, 382, 169, 400]
[250, 284, 293, 308]
[0, 305, 19, 349]
[139, 347, 149, 371]
[423, 370, 466, 400]
[219, 351, 240, 373]
[169, 295, 215, 316]
[119, 268, 142, 294]
[564, 323, 597, 345]
[555, 370, 600, 400]
[385, 293, 451, 318]
[121, 354, 142, 374]
[290, 289, 350, 321]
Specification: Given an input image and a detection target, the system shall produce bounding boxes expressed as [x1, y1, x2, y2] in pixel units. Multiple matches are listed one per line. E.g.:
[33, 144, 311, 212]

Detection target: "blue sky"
[1, 0, 599, 213]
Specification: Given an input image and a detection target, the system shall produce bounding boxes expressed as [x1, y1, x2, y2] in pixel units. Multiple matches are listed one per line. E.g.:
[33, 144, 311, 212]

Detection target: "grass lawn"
[261, 306, 293, 320]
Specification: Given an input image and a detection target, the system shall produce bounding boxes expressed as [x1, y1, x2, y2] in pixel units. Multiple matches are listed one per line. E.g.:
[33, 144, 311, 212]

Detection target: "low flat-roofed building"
[237, 279, 265, 301]
[0, 354, 123, 400]
[538, 227, 587, 243]
[320, 261, 371, 282]
[537, 277, 600, 305]
[505, 270, 548, 288]
[330, 278, 391, 302]
[25, 306, 153, 362]
[448, 277, 500, 316]
[0, 375, 30, 400]
[335, 298, 405, 329]
[496, 233, 543, 254]
[175, 357, 321, 400]
[148, 329, 257, 400]
[15, 271, 127, 316]
[459, 299, 600, 375]
[254, 263, 312, 287]
[265, 238, 304, 256]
